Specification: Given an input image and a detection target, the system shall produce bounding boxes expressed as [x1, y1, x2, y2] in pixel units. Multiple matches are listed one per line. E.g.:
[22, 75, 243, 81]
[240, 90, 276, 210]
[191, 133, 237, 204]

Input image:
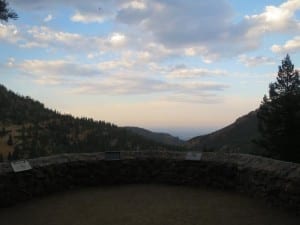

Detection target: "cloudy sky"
[1, 0, 300, 139]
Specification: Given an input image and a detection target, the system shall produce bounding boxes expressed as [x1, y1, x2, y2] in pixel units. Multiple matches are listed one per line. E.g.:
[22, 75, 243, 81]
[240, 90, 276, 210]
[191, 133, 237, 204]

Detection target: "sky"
[0, 0, 300, 139]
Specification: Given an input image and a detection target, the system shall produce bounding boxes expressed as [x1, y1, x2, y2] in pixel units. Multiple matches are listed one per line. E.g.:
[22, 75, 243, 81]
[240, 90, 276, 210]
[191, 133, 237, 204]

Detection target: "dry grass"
[0, 141, 13, 157]
[0, 124, 22, 157]
[0, 185, 299, 225]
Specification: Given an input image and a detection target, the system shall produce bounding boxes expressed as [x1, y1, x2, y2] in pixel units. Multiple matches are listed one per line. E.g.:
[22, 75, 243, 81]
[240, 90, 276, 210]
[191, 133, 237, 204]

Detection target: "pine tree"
[0, 0, 17, 21]
[257, 55, 300, 162]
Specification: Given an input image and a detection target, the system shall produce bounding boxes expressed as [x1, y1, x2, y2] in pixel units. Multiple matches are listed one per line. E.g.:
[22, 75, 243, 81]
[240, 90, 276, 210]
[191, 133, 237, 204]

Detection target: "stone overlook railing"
[0, 151, 299, 213]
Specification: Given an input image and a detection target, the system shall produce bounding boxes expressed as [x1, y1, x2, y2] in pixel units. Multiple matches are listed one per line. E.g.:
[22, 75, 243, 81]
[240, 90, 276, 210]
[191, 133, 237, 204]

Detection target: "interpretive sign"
[10, 160, 32, 172]
[185, 152, 202, 161]
[105, 151, 121, 160]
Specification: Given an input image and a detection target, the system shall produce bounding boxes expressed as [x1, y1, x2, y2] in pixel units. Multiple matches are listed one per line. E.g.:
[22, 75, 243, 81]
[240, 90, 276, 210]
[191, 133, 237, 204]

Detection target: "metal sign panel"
[105, 151, 121, 160]
[185, 152, 202, 161]
[10, 160, 32, 172]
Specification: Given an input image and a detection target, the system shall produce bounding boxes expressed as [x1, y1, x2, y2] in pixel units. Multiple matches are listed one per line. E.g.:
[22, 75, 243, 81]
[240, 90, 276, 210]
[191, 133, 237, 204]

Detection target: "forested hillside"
[124, 127, 184, 146]
[187, 111, 265, 155]
[0, 84, 185, 161]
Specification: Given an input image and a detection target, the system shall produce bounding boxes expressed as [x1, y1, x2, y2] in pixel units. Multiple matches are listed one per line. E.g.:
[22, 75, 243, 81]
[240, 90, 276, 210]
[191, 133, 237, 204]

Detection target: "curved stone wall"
[0, 152, 299, 213]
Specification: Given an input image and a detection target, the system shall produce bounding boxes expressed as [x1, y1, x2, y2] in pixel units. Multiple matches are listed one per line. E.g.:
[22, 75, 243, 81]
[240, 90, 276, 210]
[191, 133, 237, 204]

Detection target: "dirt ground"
[0, 185, 299, 225]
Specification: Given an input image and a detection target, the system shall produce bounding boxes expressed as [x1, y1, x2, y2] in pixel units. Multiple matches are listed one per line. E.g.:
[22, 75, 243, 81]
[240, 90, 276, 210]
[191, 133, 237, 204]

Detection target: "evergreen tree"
[257, 55, 300, 162]
[0, 0, 17, 21]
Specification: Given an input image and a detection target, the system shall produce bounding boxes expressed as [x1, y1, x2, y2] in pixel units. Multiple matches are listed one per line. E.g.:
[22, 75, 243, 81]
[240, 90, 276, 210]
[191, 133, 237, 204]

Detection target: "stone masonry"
[0, 152, 299, 213]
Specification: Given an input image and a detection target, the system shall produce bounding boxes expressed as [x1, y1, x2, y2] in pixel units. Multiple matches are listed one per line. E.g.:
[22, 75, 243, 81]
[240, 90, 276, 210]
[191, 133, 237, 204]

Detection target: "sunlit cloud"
[12, 58, 229, 103]
[243, 0, 300, 40]
[17, 26, 128, 54]
[70, 74, 228, 97]
[0, 23, 21, 43]
[109, 33, 127, 47]
[122, 0, 147, 10]
[6, 57, 15, 67]
[271, 36, 300, 53]
[2, 0, 300, 133]
[18, 59, 101, 81]
[166, 64, 228, 78]
[44, 14, 53, 22]
[238, 55, 275, 67]
[9, 0, 300, 58]
[70, 11, 106, 23]
[97, 59, 134, 70]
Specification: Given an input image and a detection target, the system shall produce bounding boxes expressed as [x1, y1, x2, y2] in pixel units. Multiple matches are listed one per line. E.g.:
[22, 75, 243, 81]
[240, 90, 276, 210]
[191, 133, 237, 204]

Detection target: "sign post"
[185, 152, 202, 161]
[10, 160, 32, 172]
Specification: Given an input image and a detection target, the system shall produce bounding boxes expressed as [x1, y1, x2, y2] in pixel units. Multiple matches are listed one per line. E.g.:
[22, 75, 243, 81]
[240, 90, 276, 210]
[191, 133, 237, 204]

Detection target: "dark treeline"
[257, 55, 300, 163]
[0, 85, 58, 124]
[0, 84, 186, 160]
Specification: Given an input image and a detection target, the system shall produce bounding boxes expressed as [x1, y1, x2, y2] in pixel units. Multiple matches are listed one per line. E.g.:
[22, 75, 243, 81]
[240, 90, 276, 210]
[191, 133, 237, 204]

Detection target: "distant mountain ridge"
[0, 84, 186, 160]
[124, 127, 185, 146]
[0, 83, 269, 160]
[187, 111, 266, 155]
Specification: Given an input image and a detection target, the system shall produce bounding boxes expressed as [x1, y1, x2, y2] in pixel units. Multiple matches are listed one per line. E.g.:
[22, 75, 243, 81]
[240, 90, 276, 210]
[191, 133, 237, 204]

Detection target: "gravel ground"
[0, 185, 299, 225]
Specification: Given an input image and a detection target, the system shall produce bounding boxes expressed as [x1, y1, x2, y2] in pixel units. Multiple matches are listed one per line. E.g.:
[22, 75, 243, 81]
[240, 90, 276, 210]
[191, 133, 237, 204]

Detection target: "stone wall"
[0, 152, 299, 213]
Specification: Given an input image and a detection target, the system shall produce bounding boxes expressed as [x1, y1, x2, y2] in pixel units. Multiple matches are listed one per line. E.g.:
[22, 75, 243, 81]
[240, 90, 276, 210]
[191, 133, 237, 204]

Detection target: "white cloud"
[20, 26, 128, 53]
[162, 93, 223, 104]
[26, 26, 83, 48]
[0, 23, 21, 43]
[18, 59, 101, 82]
[117, 42, 178, 63]
[180, 81, 228, 92]
[109, 33, 127, 47]
[10, 0, 101, 10]
[271, 36, 300, 53]
[6, 57, 15, 67]
[122, 0, 147, 10]
[97, 59, 134, 70]
[13, 58, 229, 102]
[238, 55, 275, 67]
[184, 46, 220, 63]
[73, 76, 169, 95]
[70, 11, 105, 23]
[244, 0, 300, 37]
[166, 65, 228, 78]
[117, 0, 234, 46]
[10, 0, 300, 59]
[72, 77, 228, 97]
[34, 76, 64, 85]
[20, 41, 48, 48]
[87, 52, 104, 59]
[113, 0, 300, 59]
[44, 14, 53, 22]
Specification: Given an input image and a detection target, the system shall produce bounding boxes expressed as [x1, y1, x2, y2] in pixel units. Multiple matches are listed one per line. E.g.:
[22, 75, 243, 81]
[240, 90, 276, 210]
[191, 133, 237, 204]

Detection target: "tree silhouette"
[0, 0, 17, 22]
[257, 55, 300, 162]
